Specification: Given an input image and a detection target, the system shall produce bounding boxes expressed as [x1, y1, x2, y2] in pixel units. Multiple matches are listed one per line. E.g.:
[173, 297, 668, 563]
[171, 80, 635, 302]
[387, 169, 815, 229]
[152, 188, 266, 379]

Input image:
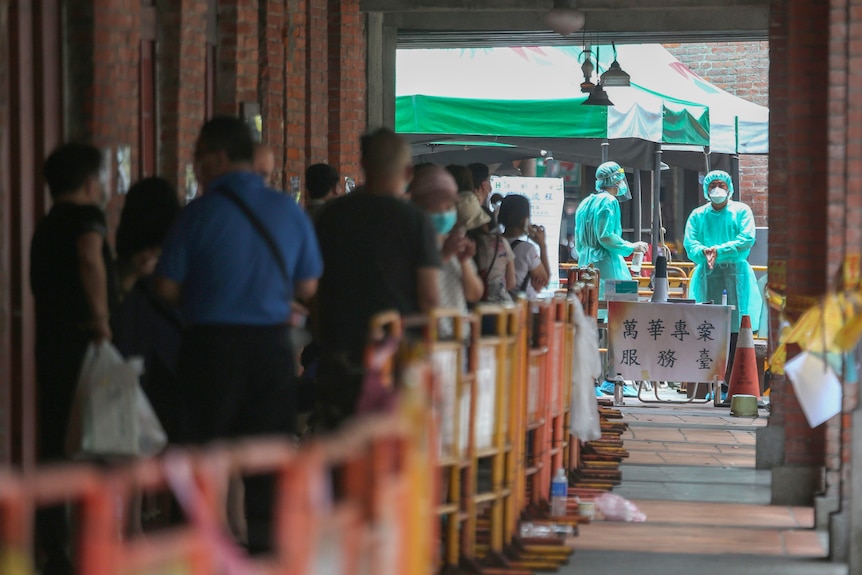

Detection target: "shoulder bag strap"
[508, 239, 532, 292]
[214, 187, 289, 284]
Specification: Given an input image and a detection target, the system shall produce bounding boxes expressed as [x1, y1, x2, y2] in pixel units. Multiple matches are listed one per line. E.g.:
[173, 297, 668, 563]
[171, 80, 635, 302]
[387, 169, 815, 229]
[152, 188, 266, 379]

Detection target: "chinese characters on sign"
[608, 302, 731, 382]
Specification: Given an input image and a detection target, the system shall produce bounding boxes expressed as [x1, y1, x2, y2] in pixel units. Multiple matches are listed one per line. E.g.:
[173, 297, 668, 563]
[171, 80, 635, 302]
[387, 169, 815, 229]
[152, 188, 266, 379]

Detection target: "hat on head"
[702, 170, 734, 200]
[457, 191, 492, 230]
[595, 161, 626, 192]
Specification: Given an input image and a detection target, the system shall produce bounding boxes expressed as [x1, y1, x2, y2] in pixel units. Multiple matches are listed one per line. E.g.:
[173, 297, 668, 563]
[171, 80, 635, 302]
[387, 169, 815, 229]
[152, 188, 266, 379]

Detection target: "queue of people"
[28, 121, 556, 573]
[29, 113, 759, 572]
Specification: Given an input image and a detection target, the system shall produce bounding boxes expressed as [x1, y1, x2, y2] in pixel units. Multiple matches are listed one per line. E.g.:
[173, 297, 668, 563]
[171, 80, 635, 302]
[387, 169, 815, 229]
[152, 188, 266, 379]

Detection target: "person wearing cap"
[575, 161, 648, 300]
[684, 170, 762, 395]
[458, 190, 515, 304]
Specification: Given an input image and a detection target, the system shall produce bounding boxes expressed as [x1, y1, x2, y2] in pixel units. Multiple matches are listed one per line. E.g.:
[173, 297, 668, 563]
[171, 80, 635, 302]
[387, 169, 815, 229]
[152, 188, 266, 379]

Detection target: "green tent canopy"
[397, 92, 709, 146]
[396, 46, 711, 169]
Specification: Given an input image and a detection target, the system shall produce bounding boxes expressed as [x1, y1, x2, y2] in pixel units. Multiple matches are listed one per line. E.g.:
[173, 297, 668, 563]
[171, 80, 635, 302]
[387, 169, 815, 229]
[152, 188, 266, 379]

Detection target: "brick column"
[306, 0, 328, 165]
[259, 0, 287, 188]
[328, 0, 365, 182]
[284, 0, 307, 185]
[821, 0, 862, 563]
[217, 0, 258, 116]
[760, 0, 829, 505]
[159, 0, 208, 191]
[65, 0, 141, 235]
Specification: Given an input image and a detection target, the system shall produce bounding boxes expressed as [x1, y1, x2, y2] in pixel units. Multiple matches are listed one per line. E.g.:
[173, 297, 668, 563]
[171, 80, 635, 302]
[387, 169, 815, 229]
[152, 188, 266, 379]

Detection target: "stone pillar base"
[756, 424, 785, 469]
[771, 465, 823, 505]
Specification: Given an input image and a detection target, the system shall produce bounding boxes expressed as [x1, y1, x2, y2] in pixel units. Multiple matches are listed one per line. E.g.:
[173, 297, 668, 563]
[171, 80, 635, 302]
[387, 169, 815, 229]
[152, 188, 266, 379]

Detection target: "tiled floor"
[557, 398, 843, 575]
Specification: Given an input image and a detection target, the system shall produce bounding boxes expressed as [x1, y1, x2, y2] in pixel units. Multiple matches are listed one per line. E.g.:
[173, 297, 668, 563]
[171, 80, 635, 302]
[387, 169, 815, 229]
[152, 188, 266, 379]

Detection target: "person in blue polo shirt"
[156, 116, 322, 554]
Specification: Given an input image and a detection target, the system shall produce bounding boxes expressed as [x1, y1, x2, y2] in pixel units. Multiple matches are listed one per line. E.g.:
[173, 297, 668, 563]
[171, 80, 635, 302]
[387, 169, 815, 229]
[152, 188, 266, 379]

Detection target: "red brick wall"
[826, 0, 862, 506]
[283, 0, 307, 185]
[767, 0, 829, 469]
[307, 0, 329, 165]
[159, 0, 208, 190]
[217, 0, 259, 116]
[62, 0, 139, 254]
[259, 0, 287, 188]
[328, 0, 365, 182]
[664, 41, 769, 226]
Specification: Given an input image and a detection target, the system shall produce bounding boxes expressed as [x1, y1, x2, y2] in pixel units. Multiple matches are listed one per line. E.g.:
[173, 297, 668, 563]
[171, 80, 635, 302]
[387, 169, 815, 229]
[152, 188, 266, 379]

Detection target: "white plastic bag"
[594, 493, 647, 522]
[569, 297, 603, 442]
[66, 341, 167, 458]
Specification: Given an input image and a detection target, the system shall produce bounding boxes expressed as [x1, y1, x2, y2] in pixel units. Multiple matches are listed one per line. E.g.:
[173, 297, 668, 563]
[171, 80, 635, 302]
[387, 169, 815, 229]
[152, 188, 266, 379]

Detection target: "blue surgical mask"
[431, 209, 457, 235]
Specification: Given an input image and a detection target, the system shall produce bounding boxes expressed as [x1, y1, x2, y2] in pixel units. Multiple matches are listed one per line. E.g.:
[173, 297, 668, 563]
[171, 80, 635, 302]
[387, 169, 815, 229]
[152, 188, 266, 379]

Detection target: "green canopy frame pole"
[731, 154, 741, 202]
[634, 169, 642, 244]
[601, 139, 609, 163]
[731, 116, 741, 200]
[652, 143, 663, 258]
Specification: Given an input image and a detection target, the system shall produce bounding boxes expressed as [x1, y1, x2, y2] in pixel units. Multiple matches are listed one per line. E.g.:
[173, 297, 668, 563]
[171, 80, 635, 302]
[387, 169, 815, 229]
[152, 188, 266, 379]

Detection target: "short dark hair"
[468, 163, 490, 189]
[116, 177, 182, 261]
[446, 164, 474, 193]
[305, 163, 340, 200]
[43, 142, 103, 199]
[498, 194, 531, 231]
[197, 116, 255, 163]
[360, 127, 410, 178]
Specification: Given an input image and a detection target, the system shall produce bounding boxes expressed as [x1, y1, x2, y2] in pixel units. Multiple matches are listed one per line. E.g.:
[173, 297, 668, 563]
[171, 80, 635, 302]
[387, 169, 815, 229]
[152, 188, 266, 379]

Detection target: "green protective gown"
[683, 200, 763, 333]
[575, 191, 635, 300]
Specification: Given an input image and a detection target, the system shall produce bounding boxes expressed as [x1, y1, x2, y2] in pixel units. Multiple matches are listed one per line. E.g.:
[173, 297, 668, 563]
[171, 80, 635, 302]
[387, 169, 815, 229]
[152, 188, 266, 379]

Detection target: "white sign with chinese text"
[608, 302, 732, 382]
[491, 176, 565, 293]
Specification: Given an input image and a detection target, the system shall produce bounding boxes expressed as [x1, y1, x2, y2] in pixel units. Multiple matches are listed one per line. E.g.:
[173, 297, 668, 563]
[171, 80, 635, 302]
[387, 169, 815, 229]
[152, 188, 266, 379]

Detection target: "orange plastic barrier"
[0, 328, 437, 575]
[1, 282, 604, 575]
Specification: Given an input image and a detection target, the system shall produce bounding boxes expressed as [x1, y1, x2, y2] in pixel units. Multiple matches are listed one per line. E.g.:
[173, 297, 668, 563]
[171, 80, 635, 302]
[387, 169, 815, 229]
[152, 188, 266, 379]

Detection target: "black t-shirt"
[315, 192, 441, 358]
[30, 203, 119, 344]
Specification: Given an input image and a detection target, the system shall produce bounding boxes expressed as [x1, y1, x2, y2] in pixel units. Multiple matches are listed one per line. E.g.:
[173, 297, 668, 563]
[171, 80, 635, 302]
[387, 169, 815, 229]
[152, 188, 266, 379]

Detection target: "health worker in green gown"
[575, 161, 648, 299]
[684, 170, 762, 334]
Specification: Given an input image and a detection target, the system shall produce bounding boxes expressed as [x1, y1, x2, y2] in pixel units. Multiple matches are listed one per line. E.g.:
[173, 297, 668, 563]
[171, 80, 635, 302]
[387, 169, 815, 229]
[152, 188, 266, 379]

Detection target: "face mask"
[431, 209, 457, 235]
[614, 180, 631, 202]
[708, 190, 729, 204]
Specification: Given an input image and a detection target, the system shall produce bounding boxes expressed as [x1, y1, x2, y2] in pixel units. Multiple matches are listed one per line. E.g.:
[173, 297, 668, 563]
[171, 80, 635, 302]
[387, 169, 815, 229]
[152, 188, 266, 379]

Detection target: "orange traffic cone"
[727, 315, 760, 401]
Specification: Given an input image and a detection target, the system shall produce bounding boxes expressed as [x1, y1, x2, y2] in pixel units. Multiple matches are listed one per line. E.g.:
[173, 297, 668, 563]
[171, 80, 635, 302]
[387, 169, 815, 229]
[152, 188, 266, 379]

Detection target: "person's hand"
[441, 226, 465, 260]
[633, 241, 649, 253]
[90, 317, 112, 343]
[531, 268, 550, 291]
[457, 237, 476, 262]
[528, 224, 546, 245]
[704, 247, 717, 270]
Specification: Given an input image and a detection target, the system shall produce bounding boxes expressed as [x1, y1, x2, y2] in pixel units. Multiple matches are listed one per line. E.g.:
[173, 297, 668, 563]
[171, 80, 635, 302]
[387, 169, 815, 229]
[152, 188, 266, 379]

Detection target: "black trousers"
[35, 329, 91, 572]
[177, 324, 296, 554]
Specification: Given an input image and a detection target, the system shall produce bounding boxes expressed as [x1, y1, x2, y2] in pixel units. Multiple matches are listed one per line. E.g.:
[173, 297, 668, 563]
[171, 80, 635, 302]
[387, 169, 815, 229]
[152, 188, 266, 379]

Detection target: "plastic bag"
[594, 493, 646, 522]
[66, 341, 167, 458]
[569, 297, 603, 442]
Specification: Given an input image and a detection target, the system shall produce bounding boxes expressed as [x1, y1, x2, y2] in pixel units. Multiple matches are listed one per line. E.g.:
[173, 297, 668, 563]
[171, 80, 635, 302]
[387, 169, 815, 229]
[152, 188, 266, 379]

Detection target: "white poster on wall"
[491, 176, 566, 293]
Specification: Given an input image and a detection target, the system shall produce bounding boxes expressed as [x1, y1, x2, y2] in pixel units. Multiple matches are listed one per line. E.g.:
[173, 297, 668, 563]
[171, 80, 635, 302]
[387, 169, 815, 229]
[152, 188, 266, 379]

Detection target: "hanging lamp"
[600, 42, 631, 87]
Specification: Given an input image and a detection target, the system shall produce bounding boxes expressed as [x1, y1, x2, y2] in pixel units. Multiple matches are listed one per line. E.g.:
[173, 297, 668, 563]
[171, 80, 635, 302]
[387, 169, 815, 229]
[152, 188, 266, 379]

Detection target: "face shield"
[615, 179, 632, 202]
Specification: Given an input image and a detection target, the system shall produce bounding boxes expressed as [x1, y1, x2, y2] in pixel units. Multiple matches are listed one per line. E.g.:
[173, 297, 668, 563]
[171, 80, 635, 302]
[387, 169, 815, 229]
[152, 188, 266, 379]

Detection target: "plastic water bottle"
[550, 468, 568, 517]
[630, 251, 644, 275]
[721, 289, 728, 306]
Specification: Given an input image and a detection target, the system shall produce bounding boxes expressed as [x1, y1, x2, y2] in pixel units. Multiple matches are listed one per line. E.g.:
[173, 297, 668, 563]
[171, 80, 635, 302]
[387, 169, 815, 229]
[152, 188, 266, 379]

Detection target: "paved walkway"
[560, 394, 846, 574]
